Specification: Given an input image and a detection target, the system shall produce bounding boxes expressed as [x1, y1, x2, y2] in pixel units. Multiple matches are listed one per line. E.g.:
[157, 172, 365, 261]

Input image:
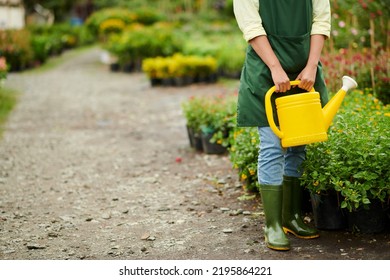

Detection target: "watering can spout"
[322, 76, 358, 129]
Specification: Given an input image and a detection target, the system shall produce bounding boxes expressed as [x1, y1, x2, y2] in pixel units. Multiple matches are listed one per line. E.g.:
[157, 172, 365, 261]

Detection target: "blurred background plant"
[0, 56, 9, 82]
[325, 0, 389, 104]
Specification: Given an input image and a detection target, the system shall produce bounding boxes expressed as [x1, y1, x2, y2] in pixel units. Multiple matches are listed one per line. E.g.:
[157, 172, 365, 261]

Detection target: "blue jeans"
[258, 127, 306, 185]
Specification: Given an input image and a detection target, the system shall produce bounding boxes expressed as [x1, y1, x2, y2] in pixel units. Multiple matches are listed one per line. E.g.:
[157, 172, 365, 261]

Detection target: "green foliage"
[301, 90, 390, 212]
[30, 35, 51, 64]
[104, 23, 183, 66]
[85, 6, 166, 41]
[0, 57, 8, 81]
[216, 36, 246, 78]
[92, 0, 237, 18]
[0, 29, 33, 71]
[132, 7, 167, 25]
[181, 93, 237, 150]
[0, 87, 18, 136]
[182, 93, 259, 192]
[181, 96, 208, 133]
[179, 23, 245, 78]
[85, 8, 137, 38]
[228, 127, 259, 192]
[0, 23, 94, 72]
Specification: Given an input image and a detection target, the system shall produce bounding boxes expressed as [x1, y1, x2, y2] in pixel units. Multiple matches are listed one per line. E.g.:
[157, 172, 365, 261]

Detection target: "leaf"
[362, 198, 371, 205]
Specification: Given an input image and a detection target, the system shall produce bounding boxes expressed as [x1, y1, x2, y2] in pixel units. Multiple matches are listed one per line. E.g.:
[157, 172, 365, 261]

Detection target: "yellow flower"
[385, 113, 390, 117]
[241, 174, 248, 180]
[313, 181, 319, 187]
[99, 19, 126, 34]
[249, 169, 255, 176]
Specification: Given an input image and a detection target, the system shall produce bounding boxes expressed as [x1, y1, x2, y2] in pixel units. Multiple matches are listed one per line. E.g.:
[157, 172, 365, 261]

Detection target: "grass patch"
[0, 86, 18, 137]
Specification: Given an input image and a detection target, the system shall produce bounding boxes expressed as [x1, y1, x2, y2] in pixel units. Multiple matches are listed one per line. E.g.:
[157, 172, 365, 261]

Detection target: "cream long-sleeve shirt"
[233, 0, 331, 42]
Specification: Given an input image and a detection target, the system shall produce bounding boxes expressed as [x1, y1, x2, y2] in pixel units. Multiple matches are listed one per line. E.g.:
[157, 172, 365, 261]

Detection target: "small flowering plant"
[301, 90, 390, 212]
[181, 94, 236, 136]
[0, 56, 9, 85]
[228, 127, 260, 192]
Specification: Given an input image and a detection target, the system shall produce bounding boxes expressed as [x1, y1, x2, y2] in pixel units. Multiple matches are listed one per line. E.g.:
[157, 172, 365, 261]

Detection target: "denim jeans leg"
[284, 145, 306, 178]
[258, 127, 285, 185]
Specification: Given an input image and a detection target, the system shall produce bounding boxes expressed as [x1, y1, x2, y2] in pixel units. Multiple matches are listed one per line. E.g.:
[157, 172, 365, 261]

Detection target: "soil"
[0, 47, 389, 260]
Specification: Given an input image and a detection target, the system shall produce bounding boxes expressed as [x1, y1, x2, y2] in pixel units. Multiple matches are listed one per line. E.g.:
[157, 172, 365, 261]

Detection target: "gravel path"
[0, 47, 389, 260]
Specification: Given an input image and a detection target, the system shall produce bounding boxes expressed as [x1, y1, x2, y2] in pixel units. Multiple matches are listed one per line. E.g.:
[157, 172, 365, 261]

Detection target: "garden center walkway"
[0, 47, 389, 260]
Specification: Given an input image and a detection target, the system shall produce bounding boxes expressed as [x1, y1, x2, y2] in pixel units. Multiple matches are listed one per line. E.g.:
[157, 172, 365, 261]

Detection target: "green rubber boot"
[282, 176, 319, 239]
[260, 184, 290, 251]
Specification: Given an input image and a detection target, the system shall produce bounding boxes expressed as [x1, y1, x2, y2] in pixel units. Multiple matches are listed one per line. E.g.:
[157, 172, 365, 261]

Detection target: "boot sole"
[265, 236, 290, 251]
[283, 227, 320, 239]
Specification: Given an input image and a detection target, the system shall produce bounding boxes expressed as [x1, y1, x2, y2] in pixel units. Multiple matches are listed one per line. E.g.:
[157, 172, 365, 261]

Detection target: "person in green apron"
[233, 0, 331, 251]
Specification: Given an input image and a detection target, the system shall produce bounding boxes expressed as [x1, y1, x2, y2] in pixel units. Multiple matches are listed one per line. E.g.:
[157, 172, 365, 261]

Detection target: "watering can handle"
[265, 81, 315, 139]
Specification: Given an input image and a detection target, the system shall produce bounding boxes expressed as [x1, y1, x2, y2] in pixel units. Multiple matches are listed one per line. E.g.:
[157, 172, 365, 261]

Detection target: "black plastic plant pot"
[201, 132, 226, 155]
[346, 200, 389, 234]
[310, 191, 347, 230]
[187, 126, 203, 151]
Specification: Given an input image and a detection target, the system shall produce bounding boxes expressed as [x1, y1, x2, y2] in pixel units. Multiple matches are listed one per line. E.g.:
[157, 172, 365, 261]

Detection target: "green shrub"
[229, 127, 259, 192]
[30, 35, 51, 64]
[0, 29, 33, 71]
[85, 8, 137, 38]
[216, 36, 246, 78]
[301, 90, 390, 211]
[105, 23, 183, 67]
[133, 7, 167, 25]
[0, 56, 8, 81]
[181, 94, 236, 145]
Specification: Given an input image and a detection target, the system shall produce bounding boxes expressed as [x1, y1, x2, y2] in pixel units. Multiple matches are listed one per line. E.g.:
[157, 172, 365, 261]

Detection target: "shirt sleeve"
[233, 0, 267, 42]
[311, 0, 331, 37]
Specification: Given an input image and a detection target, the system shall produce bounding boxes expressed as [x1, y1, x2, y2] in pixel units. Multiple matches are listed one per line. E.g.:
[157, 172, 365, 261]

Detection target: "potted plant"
[228, 127, 260, 192]
[198, 94, 236, 154]
[181, 96, 206, 151]
[301, 90, 390, 232]
[181, 94, 236, 154]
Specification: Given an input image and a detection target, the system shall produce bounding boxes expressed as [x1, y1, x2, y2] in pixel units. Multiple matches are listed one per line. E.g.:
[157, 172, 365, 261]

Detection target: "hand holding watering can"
[265, 76, 358, 148]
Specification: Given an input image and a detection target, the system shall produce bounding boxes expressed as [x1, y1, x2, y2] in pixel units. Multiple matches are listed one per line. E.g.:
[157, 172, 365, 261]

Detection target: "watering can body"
[265, 76, 357, 148]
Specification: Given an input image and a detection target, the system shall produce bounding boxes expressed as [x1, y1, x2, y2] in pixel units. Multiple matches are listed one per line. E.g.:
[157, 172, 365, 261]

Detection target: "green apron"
[237, 0, 329, 127]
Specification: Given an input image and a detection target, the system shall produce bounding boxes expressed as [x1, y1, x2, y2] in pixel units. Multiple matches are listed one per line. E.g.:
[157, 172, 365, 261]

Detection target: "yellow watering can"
[265, 76, 358, 148]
